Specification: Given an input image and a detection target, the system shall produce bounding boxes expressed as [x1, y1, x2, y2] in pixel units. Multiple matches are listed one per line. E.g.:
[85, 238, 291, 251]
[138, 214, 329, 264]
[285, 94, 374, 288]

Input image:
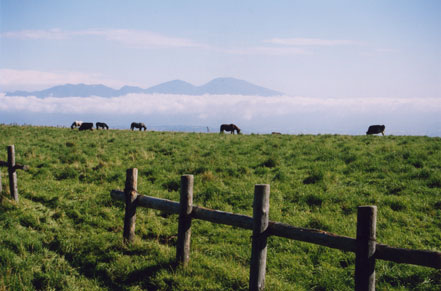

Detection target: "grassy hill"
[1, 125, 440, 290]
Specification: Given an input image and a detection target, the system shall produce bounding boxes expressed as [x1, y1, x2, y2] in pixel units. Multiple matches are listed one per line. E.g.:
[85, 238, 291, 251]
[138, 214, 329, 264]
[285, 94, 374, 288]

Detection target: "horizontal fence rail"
[110, 189, 441, 269]
[110, 169, 441, 290]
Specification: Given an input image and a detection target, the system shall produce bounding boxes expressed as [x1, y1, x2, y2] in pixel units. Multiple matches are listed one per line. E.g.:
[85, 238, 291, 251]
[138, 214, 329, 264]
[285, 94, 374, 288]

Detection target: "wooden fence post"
[8, 145, 18, 202]
[0, 168, 2, 193]
[355, 206, 377, 291]
[249, 184, 270, 291]
[123, 168, 138, 243]
[176, 175, 194, 266]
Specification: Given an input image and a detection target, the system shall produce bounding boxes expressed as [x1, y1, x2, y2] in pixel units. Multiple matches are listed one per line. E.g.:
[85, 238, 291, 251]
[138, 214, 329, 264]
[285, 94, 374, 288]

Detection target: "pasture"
[0, 124, 440, 290]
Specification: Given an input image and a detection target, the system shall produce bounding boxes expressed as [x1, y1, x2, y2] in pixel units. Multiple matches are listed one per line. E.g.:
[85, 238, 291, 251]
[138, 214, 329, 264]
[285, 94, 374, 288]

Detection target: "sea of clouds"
[1, 93, 441, 136]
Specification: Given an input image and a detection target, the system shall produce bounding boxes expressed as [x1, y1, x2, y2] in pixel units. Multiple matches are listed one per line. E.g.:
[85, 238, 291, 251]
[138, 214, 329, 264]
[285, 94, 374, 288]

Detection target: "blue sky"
[1, 1, 441, 135]
[1, 0, 440, 97]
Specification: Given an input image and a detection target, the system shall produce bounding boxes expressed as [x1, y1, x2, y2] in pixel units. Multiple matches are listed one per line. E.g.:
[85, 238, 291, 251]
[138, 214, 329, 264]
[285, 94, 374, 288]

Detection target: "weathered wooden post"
[249, 184, 270, 291]
[8, 145, 18, 202]
[176, 175, 194, 266]
[355, 206, 377, 291]
[123, 168, 138, 243]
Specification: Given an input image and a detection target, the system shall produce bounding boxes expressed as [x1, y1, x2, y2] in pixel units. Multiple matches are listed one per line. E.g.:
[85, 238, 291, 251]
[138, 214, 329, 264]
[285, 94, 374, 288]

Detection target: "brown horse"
[220, 124, 241, 134]
[131, 122, 147, 131]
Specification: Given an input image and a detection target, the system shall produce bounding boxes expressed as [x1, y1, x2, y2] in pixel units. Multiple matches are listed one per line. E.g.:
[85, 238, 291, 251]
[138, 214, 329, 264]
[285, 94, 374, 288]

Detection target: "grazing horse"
[96, 122, 109, 130]
[71, 120, 83, 129]
[366, 125, 385, 136]
[220, 124, 241, 134]
[79, 122, 94, 131]
[131, 122, 147, 131]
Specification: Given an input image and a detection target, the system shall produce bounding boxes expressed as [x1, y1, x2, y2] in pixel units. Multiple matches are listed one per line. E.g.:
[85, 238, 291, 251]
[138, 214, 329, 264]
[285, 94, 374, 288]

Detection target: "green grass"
[1, 125, 440, 290]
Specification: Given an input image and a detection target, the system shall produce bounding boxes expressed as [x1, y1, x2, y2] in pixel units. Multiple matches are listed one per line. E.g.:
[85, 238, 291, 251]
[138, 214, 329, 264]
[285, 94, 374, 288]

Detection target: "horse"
[79, 122, 94, 131]
[71, 120, 83, 129]
[366, 125, 385, 136]
[96, 122, 109, 130]
[220, 124, 241, 134]
[131, 122, 147, 131]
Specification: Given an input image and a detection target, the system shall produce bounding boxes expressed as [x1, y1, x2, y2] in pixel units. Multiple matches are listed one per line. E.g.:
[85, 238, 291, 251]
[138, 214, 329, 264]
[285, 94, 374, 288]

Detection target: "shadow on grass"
[44, 235, 177, 290]
[0, 192, 18, 213]
[123, 260, 179, 290]
[27, 194, 60, 209]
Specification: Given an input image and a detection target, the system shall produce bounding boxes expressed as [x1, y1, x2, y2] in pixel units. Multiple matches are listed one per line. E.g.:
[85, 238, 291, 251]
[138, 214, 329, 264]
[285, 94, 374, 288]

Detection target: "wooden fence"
[0, 145, 29, 202]
[110, 168, 441, 291]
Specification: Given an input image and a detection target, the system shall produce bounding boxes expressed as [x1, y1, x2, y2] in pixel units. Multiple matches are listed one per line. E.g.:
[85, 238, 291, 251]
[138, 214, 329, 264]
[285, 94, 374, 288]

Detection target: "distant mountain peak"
[168, 79, 192, 84]
[210, 77, 244, 82]
[199, 77, 282, 96]
[5, 77, 284, 97]
[144, 79, 197, 95]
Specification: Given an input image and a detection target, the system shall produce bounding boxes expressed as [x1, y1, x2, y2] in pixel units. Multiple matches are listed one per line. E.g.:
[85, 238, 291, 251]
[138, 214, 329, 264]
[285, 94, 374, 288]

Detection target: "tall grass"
[0, 125, 440, 290]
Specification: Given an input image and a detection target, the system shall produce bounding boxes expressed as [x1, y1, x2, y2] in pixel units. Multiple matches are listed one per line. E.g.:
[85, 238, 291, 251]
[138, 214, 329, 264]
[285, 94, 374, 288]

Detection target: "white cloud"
[221, 37, 362, 56]
[1, 93, 440, 116]
[79, 29, 206, 49]
[223, 46, 311, 56]
[1, 29, 359, 55]
[375, 48, 399, 53]
[1, 93, 440, 135]
[265, 38, 361, 46]
[0, 28, 68, 40]
[1, 28, 206, 49]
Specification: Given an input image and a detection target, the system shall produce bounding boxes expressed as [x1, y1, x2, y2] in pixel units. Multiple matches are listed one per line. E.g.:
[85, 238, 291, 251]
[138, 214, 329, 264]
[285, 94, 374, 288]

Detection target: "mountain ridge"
[5, 77, 283, 97]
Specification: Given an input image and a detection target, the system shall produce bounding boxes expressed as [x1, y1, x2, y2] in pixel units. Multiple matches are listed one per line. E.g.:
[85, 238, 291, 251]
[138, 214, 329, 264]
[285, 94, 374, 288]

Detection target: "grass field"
[1, 125, 440, 290]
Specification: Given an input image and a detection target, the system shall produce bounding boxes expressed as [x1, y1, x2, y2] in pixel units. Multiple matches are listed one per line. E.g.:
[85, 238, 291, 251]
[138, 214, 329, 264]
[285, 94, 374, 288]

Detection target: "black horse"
[131, 122, 147, 131]
[220, 124, 241, 134]
[79, 122, 94, 131]
[96, 122, 109, 130]
[366, 125, 385, 136]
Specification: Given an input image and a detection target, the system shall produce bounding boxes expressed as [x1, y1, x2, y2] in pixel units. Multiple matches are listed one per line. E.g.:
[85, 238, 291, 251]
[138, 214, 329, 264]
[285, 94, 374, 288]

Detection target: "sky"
[1, 0, 441, 135]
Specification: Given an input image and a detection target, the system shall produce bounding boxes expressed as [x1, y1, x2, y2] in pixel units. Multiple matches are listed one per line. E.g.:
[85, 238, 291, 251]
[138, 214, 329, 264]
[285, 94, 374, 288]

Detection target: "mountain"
[5, 78, 283, 97]
[6, 84, 147, 98]
[197, 77, 282, 96]
[7, 84, 121, 98]
[144, 80, 198, 95]
[117, 85, 145, 95]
